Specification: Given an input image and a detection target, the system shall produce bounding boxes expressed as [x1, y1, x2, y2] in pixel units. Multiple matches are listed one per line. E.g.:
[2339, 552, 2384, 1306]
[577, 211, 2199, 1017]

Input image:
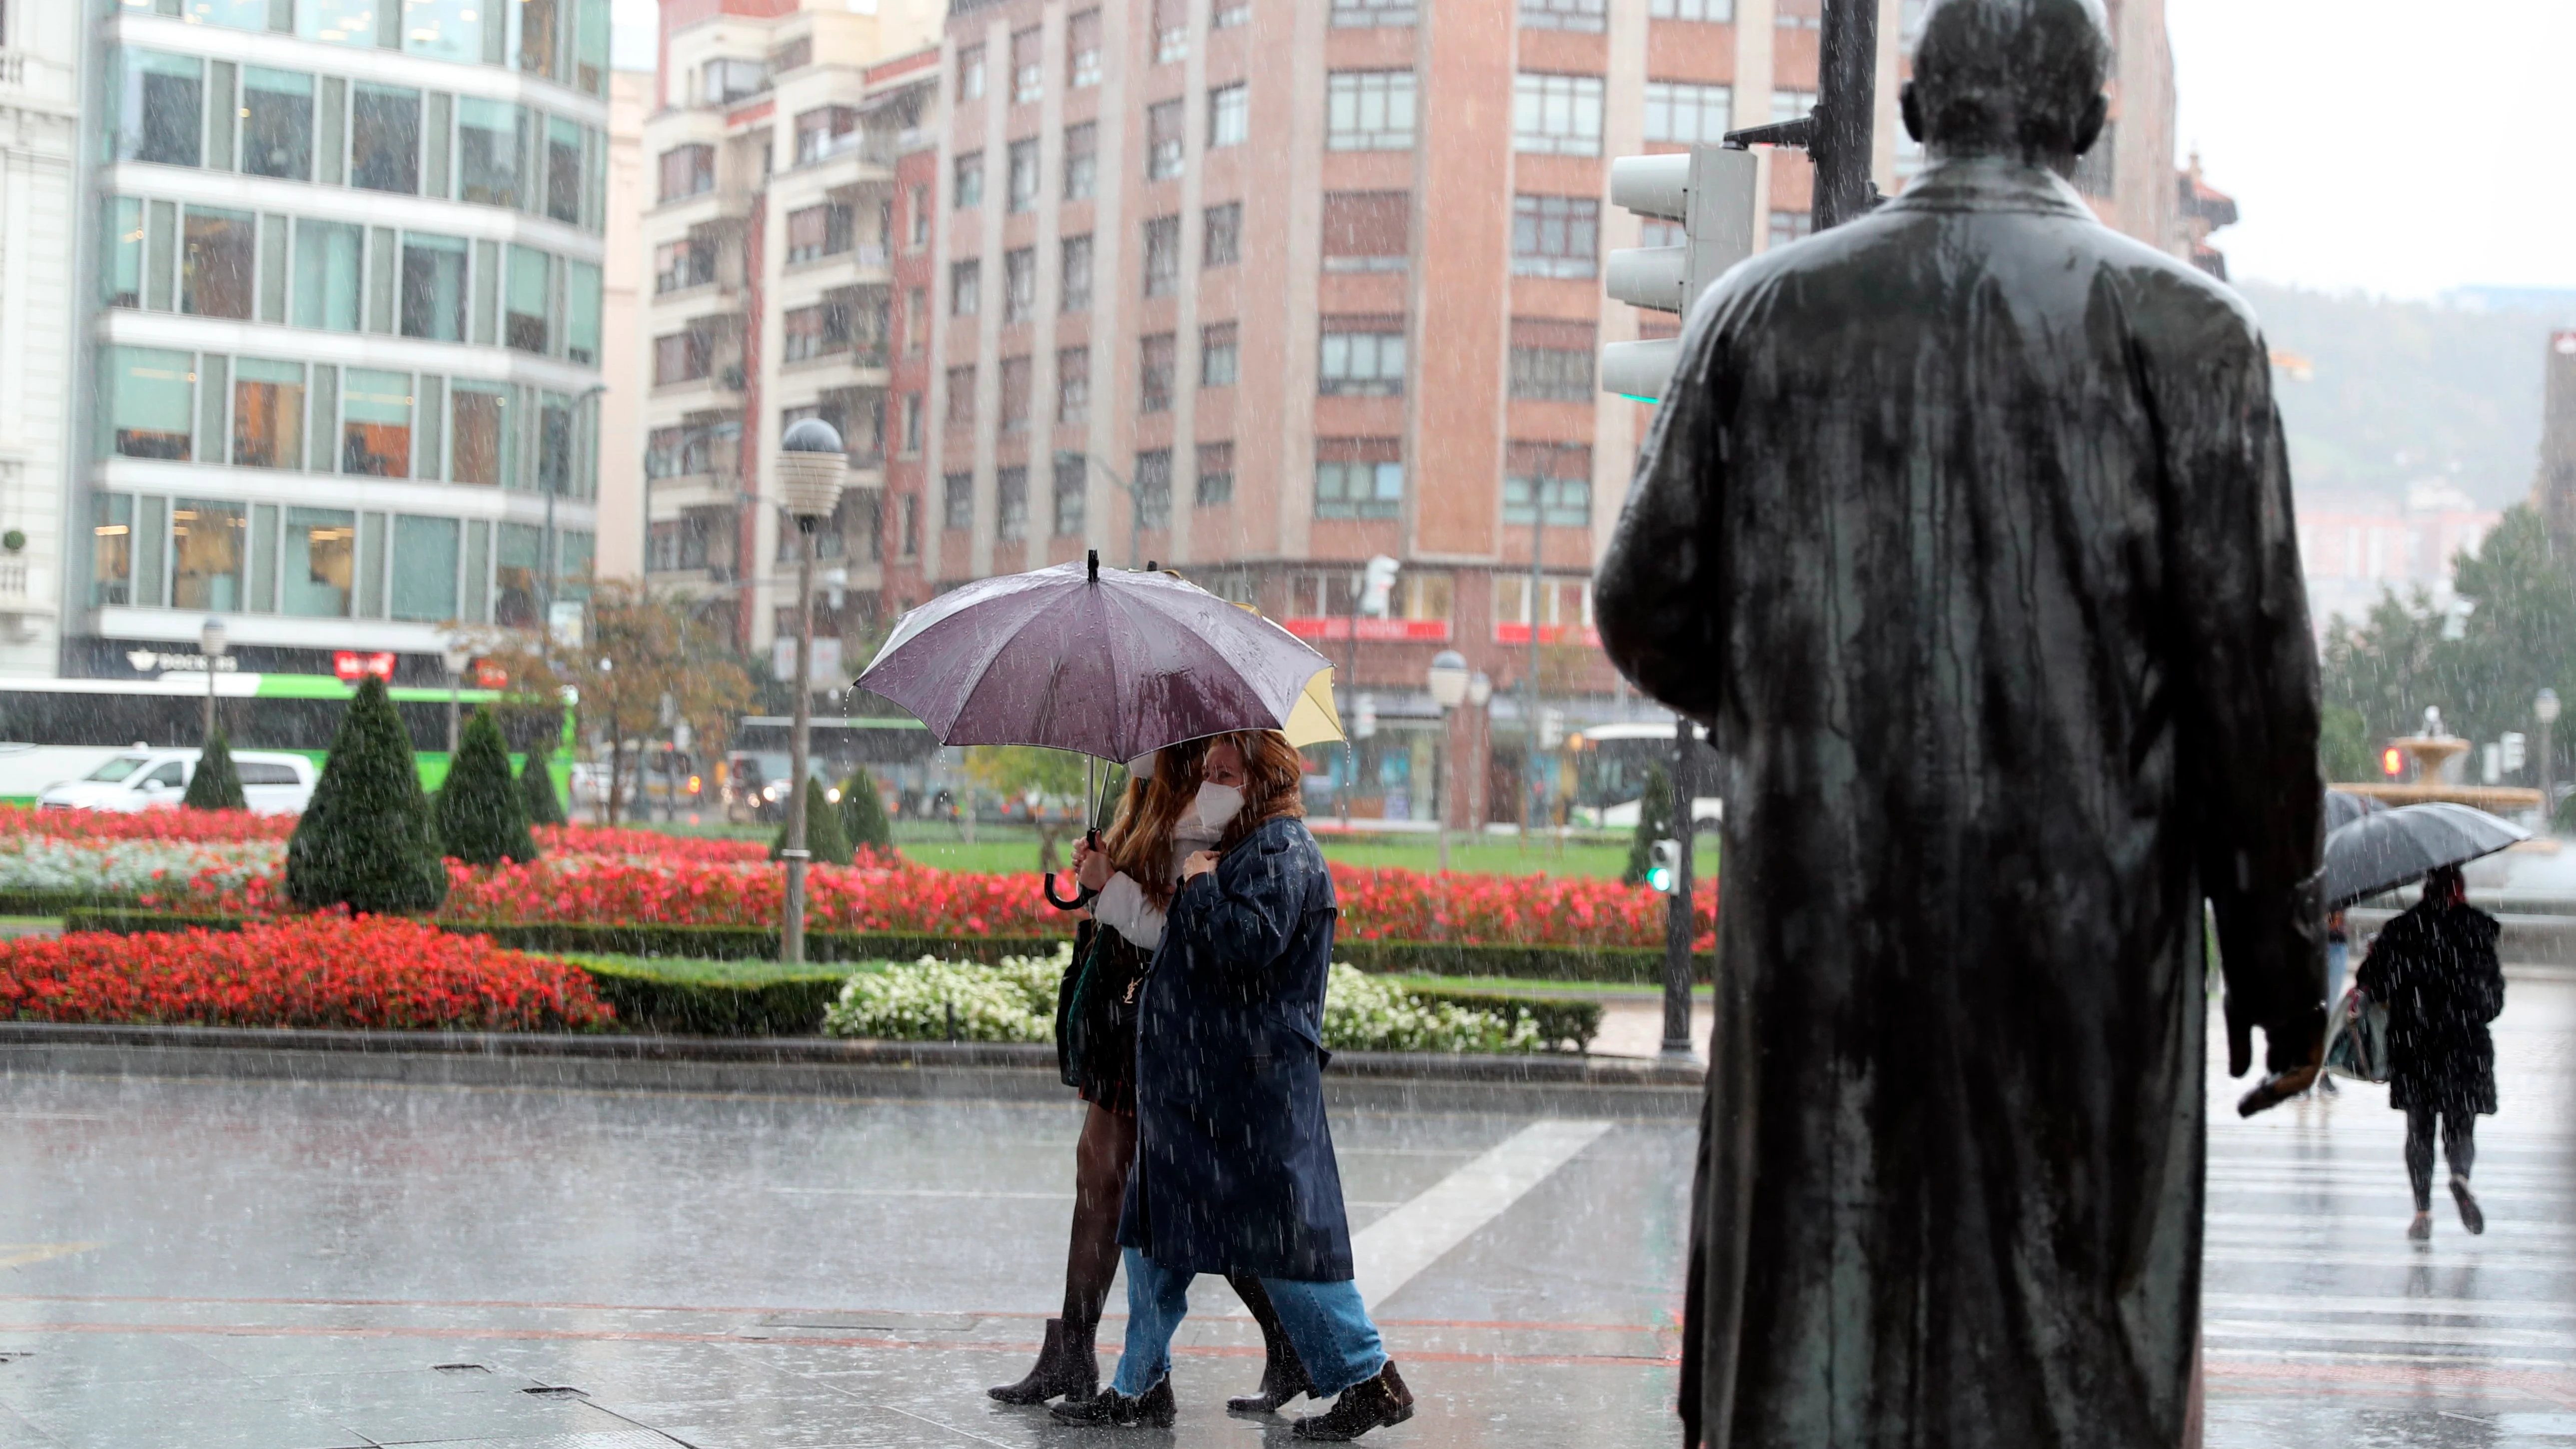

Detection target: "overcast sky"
[2168, 0, 2576, 300]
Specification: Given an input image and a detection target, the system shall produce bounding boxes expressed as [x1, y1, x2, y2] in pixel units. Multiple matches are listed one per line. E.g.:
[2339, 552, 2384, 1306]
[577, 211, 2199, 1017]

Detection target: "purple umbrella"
[855, 551, 1331, 764]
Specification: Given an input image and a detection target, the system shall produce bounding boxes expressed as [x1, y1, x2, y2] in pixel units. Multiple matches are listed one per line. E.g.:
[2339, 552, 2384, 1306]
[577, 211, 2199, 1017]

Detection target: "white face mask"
[1192, 781, 1245, 834]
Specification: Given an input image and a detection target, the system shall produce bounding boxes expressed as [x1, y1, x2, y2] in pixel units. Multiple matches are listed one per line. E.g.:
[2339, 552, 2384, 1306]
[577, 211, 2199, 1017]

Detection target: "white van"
[36, 749, 317, 816]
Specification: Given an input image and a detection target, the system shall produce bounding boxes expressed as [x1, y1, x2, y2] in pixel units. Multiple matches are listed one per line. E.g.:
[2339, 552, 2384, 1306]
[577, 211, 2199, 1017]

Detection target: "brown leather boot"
[987, 1318, 1098, 1405]
[1291, 1361, 1414, 1440]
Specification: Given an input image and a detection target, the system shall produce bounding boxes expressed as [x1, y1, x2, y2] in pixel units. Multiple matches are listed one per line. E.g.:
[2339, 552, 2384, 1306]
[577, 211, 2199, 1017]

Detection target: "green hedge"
[565, 955, 853, 1036]
[1411, 988, 1602, 1053]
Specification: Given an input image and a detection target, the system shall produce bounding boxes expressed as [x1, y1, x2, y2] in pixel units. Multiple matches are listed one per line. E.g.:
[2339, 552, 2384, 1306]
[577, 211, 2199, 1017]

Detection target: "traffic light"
[1600, 145, 1759, 403]
[1359, 555, 1400, 618]
[2503, 731, 2529, 772]
[1648, 838, 1682, 895]
[2381, 746, 2406, 778]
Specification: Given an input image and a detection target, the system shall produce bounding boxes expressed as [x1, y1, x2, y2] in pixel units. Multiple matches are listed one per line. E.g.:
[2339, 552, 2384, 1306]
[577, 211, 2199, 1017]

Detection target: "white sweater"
[1091, 819, 1220, 952]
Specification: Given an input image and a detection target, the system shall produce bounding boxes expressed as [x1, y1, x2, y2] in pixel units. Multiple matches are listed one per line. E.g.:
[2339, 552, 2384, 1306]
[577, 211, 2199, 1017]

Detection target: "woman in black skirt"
[2356, 864, 2506, 1240]
[988, 738, 1313, 1411]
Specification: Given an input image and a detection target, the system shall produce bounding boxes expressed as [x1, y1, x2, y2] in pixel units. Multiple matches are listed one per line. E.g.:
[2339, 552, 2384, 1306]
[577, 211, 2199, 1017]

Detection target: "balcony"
[0, 49, 77, 116]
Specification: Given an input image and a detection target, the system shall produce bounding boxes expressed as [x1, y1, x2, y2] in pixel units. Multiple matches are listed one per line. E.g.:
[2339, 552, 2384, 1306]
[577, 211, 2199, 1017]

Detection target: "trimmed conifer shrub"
[838, 767, 893, 852]
[771, 776, 854, 866]
[286, 676, 448, 913]
[436, 707, 538, 866]
[182, 724, 247, 811]
[519, 748, 568, 826]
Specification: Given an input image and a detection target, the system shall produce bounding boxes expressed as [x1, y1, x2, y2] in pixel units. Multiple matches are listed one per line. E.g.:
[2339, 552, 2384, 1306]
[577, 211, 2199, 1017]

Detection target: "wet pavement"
[0, 977, 2565, 1447]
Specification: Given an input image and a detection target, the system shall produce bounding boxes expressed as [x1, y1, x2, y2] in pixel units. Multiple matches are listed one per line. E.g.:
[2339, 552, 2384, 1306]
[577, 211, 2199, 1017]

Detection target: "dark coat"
[1596, 159, 2324, 1449]
[1118, 815, 1353, 1282]
[1055, 919, 1151, 1116]
[2356, 900, 2503, 1116]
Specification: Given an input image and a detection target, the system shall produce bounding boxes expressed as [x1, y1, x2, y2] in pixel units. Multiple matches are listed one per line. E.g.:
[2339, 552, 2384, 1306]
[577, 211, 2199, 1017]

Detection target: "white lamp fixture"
[1467, 671, 1493, 709]
[198, 617, 228, 658]
[1427, 650, 1470, 710]
[777, 418, 849, 521]
[2538, 688, 2562, 726]
[441, 640, 473, 677]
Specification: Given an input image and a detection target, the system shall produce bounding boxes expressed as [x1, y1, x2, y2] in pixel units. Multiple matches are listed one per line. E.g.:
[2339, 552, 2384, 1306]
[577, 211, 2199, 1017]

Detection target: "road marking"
[1351, 1119, 1614, 1309]
[2205, 1293, 2576, 1323]
[0, 1244, 99, 1271]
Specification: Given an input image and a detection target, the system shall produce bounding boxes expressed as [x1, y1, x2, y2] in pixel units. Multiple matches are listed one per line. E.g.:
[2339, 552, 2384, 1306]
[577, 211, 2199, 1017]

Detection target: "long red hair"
[1100, 738, 1206, 908]
[1208, 729, 1308, 854]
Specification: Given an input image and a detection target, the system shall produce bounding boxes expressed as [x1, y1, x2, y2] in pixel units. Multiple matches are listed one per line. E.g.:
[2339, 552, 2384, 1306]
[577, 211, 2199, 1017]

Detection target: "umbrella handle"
[1043, 873, 1097, 912]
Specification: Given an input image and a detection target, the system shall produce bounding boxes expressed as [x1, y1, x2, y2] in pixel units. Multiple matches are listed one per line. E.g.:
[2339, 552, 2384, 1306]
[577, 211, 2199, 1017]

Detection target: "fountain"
[2336, 707, 2545, 815]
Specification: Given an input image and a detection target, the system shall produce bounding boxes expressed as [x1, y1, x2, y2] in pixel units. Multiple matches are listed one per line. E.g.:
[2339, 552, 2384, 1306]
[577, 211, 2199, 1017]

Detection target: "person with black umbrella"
[2354, 865, 2506, 1239]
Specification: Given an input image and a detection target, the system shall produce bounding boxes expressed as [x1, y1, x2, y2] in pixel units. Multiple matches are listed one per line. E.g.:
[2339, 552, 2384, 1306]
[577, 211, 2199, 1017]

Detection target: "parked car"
[36, 749, 316, 816]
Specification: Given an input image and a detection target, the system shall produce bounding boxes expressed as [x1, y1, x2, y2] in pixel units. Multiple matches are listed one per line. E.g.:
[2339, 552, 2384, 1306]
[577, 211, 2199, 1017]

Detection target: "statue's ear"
[2072, 92, 2110, 154]
[1899, 81, 1924, 143]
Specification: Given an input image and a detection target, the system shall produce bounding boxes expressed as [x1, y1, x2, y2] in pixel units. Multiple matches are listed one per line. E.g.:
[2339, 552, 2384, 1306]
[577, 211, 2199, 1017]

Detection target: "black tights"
[1060, 1104, 1290, 1362]
[2405, 1104, 2476, 1212]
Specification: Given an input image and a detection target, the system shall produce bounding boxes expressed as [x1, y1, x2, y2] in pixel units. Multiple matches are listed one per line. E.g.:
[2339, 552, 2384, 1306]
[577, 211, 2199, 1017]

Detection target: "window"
[659, 144, 713, 201]
[946, 365, 976, 425]
[794, 105, 856, 163]
[944, 472, 974, 530]
[171, 499, 248, 612]
[953, 151, 984, 208]
[1332, 0, 1416, 25]
[657, 239, 715, 292]
[1775, 0, 1820, 27]
[1063, 123, 1098, 200]
[103, 347, 194, 461]
[342, 369, 413, 477]
[1138, 334, 1178, 414]
[231, 359, 305, 471]
[181, 208, 255, 320]
[1203, 202, 1242, 267]
[277, 507, 355, 618]
[494, 522, 542, 626]
[1322, 191, 1408, 272]
[351, 83, 421, 193]
[1512, 194, 1599, 277]
[1208, 84, 1248, 149]
[1057, 347, 1091, 423]
[545, 116, 584, 223]
[1509, 319, 1597, 401]
[1770, 209, 1813, 245]
[1146, 101, 1185, 181]
[399, 232, 468, 341]
[1061, 234, 1094, 312]
[784, 303, 848, 361]
[1503, 442, 1593, 526]
[1135, 450, 1174, 530]
[92, 495, 135, 608]
[505, 245, 551, 353]
[1650, 0, 1732, 16]
[1195, 442, 1234, 506]
[1143, 216, 1181, 297]
[957, 44, 986, 102]
[1521, 0, 1605, 30]
[1215, 0, 1251, 26]
[1007, 138, 1040, 212]
[1772, 88, 1818, 121]
[1004, 248, 1037, 324]
[906, 287, 928, 352]
[241, 67, 313, 180]
[908, 184, 931, 246]
[1153, 0, 1189, 63]
[1011, 27, 1043, 103]
[451, 381, 512, 485]
[1053, 456, 1087, 536]
[980, 466, 1024, 543]
[771, 36, 814, 74]
[1201, 323, 1239, 387]
[1515, 73, 1603, 155]
[787, 203, 852, 263]
[102, 199, 143, 310]
[294, 220, 362, 331]
[655, 329, 710, 385]
[1067, 10, 1103, 88]
[387, 517, 460, 621]
[1645, 81, 1732, 144]
[1314, 438, 1402, 520]
[1327, 72, 1416, 150]
[1320, 319, 1405, 396]
[122, 50, 202, 167]
[951, 259, 981, 317]
[999, 356, 1033, 433]
[451, 99, 520, 208]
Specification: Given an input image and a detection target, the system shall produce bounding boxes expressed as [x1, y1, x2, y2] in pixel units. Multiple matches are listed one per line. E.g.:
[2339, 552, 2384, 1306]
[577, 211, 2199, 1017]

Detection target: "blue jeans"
[1112, 1247, 1388, 1398]
[2326, 939, 2350, 1011]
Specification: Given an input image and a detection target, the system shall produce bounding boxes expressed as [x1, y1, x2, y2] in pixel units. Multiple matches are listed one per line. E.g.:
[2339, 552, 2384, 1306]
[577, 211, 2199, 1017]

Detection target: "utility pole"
[1719, 0, 1878, 231]
[1662, 723, 1698, 1056]
[1525, 488, 1546, 847]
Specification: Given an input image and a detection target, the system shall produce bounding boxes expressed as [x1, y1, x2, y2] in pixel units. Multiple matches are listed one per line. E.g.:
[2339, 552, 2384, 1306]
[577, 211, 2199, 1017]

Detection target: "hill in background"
[2240, 281, 2570, 508]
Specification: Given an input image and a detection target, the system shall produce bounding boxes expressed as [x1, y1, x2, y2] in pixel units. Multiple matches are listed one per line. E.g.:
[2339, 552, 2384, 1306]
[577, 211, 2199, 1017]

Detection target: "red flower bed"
[0, 804, 295, 843]
[1330, 865, 1717, 951]
[533, 824, 776, 863]
[0, 914, 612, 1030]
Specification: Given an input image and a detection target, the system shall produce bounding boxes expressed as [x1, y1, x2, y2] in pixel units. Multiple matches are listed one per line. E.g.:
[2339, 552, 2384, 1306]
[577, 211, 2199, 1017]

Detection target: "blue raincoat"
[1118, 814, 1354, 1282]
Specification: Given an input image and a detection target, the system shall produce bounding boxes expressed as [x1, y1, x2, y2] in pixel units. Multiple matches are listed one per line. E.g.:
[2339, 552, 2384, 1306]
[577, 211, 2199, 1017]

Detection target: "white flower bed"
[0, 837, 282, 896]
[1320, 963, 1543, 1054]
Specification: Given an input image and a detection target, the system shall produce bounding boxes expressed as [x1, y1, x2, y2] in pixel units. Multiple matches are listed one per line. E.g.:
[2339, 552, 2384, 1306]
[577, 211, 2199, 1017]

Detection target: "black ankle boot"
[988, 1318, 1098, 1404]
[1227, 1333, 1317, 1413]
[1292, 1361, 1414, 1441]
[1050, 1375, 1177, 1428]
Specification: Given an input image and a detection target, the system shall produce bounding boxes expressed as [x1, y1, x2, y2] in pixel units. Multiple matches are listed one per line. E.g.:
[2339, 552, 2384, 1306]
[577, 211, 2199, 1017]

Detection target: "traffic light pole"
[1812, 0, 1879, 230]
[1662, 724, 1698, 1056]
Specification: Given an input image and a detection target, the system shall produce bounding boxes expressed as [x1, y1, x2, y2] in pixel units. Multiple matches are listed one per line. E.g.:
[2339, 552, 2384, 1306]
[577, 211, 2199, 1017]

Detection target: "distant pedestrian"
[2318, 910, 2350, 1096]
[2355, 865, 2505, 1239]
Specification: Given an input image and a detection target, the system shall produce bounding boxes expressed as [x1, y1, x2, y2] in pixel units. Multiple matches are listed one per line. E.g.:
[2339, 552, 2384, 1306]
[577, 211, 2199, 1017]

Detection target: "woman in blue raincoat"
[1052, 730, 1414, 1441]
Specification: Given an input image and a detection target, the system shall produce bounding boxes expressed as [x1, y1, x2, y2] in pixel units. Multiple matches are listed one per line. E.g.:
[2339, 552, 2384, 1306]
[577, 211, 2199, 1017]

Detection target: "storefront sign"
[123, 649, 239, 675]
[1279, 617, 1452, 643]
[333, 651, 398, 682]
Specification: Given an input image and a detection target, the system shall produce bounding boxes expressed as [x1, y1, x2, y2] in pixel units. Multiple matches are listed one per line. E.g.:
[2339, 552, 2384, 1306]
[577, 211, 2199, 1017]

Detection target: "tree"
[772, 775, 854, 866]
[839, 766, 894, 852]
[183, 724, 246, 811]
[436, 707, 538, 866]
[286, 676, 448, 913]
[962, 745, 1092, 870]
[1622, 761, 1675, 887]
[520, 747, 568, 826]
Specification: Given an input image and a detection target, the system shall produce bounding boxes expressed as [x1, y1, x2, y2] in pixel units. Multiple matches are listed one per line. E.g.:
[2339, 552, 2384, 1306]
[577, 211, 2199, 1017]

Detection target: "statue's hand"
[2233, 1002, 2327, 1118]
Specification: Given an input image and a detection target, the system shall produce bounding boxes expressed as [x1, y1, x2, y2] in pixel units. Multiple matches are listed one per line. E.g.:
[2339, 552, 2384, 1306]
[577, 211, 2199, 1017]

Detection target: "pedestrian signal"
[1648, 838, 1681, 894]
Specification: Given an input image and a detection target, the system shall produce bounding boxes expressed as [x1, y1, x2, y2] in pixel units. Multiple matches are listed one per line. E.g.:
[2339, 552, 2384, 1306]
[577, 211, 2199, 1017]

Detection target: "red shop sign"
[333, 651, 397, 682]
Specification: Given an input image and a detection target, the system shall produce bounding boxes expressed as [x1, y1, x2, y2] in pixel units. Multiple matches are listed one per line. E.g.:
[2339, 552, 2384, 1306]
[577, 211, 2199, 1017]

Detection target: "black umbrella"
[2325, 788, 2385, 832]
[2323, 801, 2528, 910]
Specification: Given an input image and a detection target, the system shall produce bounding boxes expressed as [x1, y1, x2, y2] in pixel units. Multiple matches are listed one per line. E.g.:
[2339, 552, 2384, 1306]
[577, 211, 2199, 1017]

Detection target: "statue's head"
[1901, 0, 2113, 168]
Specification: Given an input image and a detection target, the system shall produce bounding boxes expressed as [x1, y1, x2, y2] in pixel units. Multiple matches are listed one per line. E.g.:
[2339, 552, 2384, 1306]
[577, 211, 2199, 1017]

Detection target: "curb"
[0, 1022, 1705, 1119]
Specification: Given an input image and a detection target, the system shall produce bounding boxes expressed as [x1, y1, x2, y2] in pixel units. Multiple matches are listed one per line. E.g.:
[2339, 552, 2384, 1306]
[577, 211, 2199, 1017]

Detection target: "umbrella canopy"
[2325, 788, 2385, 832]
[1282, 668, 1344, 749]
[856, 554, 1332, 762]
[2323, 801, 2529, 910]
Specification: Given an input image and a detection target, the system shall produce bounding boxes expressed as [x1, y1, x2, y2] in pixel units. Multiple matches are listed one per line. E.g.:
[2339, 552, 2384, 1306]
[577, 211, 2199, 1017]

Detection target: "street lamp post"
[440, 640, 473, 754]
[775, 419, 850, 966]
[1465, 671, 1493, 833]
[1426, 651, 1470, 873]
[1055, 450, 1140, 570]
[2539, 688, 2562, 830]
[197, 617, 227, 745]
[1663, 723, 1699, 1058]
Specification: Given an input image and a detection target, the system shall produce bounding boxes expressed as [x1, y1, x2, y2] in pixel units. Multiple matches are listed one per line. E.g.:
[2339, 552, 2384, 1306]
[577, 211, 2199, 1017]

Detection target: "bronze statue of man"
[1595, 1, 2326, 1444]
